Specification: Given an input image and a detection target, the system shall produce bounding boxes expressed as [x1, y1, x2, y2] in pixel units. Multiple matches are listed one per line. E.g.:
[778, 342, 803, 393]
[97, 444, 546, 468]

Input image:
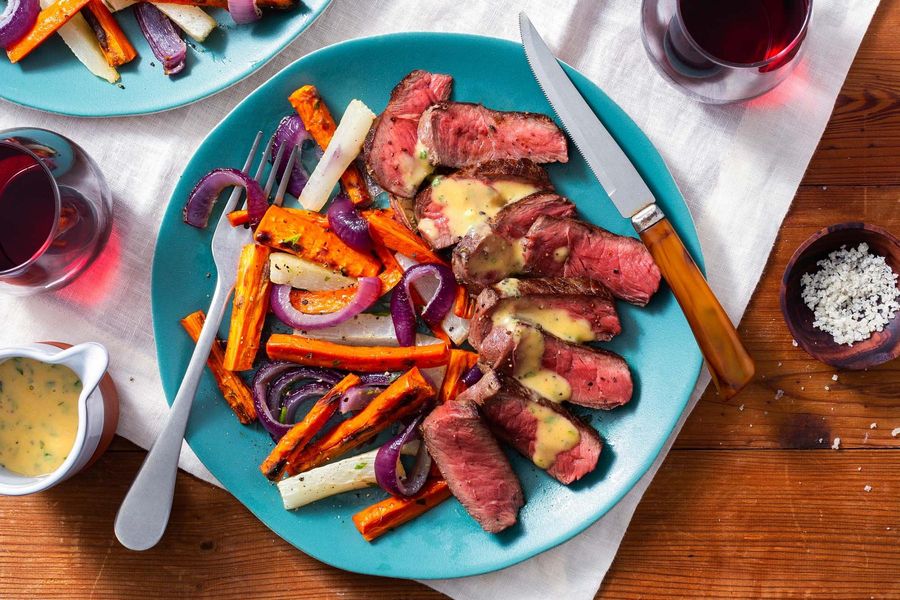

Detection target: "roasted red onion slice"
[134, 3, 186, 76]
[228, 0, 260, 24]
[252, 361, 341, 440]
[390, 263, 457, 346]
[0, 0, 38, 49]
[271, 115, 311, 197]
[338, 384, 382, 414]
[281, 383, 330, 423]
[270, 278, 381, 330]
[267, 367, 342, 412]
[461, 365, 483, 388]
[374, 416, 431, 497]
[327, 194, 373, 252]
[183, 168, 267, 229]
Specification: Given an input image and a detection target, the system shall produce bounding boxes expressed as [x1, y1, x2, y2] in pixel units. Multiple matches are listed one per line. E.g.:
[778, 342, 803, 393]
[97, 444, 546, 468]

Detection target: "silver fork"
[114, 133, 298, 551]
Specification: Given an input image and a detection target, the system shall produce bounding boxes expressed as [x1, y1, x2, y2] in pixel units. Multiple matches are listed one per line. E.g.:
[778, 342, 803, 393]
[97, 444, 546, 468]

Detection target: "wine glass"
[641, 0, 812, 104]
[0, 128, 112, 296]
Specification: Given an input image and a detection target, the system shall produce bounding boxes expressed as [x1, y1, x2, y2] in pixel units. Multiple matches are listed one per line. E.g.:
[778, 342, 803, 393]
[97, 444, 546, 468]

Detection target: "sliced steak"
[522, 216, 661, 306]
[478, 321, 632, 410]
[452, 193, 575, 289]
[418, 102, 568, 167]
[467, 370, 603, 484]
[468, 277, 621, 350]
[422, 396, 524, 533]
[414, 159, 552, 249]
[363, 70, 453, 198]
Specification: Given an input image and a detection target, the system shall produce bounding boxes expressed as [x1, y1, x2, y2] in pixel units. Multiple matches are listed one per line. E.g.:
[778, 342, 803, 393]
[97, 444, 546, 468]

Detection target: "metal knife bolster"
[632, 204, 666, 234]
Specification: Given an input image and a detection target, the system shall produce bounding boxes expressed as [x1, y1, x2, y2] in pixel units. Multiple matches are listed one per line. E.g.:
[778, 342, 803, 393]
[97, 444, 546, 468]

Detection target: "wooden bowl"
[780, 222, 900, 370]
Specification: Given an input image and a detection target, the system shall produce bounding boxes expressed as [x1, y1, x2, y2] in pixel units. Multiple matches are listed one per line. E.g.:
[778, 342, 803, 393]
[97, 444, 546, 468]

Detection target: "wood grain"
[1, 1, 898, 598]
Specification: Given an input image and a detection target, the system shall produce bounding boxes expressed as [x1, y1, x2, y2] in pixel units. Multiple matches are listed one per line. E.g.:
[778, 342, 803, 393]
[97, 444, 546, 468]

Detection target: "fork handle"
[633, 204, 755, 400]
[114, 280, 232, 551]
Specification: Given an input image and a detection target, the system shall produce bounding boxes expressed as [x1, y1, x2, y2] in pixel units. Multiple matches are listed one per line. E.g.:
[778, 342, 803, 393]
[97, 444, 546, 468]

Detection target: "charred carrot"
[453, 284, 476, 319]
[289, 243, 403, 315]
[282, 368, 435, 476]
[223, 244, 271, 372]
[352, 477, 452, 542]
[289, 85, 371, 207]
[83, 0, 137, 67]
[254, 206, 380, 278]
[7, 0, 93, 63]
[438, 349, 479, 405]
[180, 310, 256, 424]
[266, 334, 449, 372]
[363, 209, 447, 265]
[260, 373, 360, 480]
[227, 210, 250, 227]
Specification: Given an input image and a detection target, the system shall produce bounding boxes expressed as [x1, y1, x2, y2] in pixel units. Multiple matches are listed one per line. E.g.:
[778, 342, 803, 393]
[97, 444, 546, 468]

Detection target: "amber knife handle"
[633, 205, 755, 400]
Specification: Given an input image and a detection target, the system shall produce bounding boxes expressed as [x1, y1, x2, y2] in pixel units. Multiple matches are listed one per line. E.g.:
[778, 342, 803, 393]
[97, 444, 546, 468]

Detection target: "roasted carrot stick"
[352, 476, 451, 542]
[281, 367, 435, 476]
[363, 209, 447, 265]
[83, 0, 137, 67]
[266, 335, 450, 372]
[227, 210, 250, 227]
[289, 243, 403, 315]
[223, 244, 271, 372]
[254, 206, 380, 278]
[180, 310, 256, 424]
[453, 284, 476, 319]
[7, 0, 93, 63]
[289, 85, 371, 207]
[260, 373, 360, 480]
[438, 349, 479, 405]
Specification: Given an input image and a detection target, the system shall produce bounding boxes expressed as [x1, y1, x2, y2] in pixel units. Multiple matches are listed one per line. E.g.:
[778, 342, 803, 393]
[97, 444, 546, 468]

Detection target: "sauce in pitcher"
[0, 357, 82, 476]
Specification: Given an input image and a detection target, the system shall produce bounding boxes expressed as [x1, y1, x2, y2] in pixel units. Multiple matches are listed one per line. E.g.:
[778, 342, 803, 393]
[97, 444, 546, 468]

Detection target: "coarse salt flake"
[864, 485, 873, 492]
[832, 374, 839, 381]
[800, 243, 899, 346]
[775, 389, 784, 400]
[832, 437, 841, 450]
[892, 427, 900, 438]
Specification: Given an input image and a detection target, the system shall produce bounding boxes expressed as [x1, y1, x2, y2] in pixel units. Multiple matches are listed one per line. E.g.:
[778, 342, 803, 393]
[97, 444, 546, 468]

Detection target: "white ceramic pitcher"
[0, 342, 118, 495]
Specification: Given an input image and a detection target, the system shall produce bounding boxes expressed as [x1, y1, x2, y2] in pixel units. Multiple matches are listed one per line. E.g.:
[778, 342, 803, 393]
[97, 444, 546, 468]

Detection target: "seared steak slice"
[470, 370, 603, 484]
[363, 70, 453, 198]
[479, 321, 632, 409]
[468, 277, 621, 350]
[414, 159, 552, 249]
[452, 193, 575, 289]
[418, 102, 568, 167]
[422, 396, 524, 533]
[522, 216, 661, 306]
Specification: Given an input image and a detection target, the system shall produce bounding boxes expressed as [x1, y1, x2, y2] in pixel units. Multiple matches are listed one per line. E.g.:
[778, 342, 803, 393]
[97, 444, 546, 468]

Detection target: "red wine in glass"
[0, 145, 57, 272]
[641, 0, 812, 103]
[0, 131, 112, 295]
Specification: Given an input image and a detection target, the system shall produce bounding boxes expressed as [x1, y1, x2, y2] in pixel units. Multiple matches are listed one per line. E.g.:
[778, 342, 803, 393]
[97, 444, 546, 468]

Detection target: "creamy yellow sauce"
[399, 141, 435, 191]
[493, 300, 595, 343]
[505, 321, 572, 402]
[526, 402, 580, 468]
[421, 177, 540, 240]
[0, 357, 81, 477]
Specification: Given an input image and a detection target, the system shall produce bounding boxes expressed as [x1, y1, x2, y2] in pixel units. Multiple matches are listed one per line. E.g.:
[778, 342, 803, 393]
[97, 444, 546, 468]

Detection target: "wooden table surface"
[2, 4, 898, 599]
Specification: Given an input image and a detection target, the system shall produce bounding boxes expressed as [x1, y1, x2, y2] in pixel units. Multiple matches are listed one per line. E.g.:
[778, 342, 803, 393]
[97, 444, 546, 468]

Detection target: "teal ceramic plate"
[0, 0, 331, 117]
[152, 33, 704, 579]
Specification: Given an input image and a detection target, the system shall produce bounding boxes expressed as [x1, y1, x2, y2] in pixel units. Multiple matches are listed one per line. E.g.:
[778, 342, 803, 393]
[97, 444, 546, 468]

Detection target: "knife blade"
[520, 12, 755, 399]
[519, 13, 654, 220]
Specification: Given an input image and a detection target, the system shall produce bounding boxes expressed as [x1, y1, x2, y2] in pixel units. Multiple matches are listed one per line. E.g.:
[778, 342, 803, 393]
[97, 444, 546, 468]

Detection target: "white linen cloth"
[0, 0, 879, 597]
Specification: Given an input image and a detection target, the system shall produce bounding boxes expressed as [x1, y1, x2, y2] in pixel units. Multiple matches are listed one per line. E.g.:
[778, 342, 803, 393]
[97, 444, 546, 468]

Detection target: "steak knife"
[520, 13, 754, 399]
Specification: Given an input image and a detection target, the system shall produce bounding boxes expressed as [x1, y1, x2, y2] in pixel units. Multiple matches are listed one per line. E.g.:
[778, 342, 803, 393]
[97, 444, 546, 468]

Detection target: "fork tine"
[273, 145, 298, 208]
[223, 131, 263, 215]
[253, 135, 274, 184]
[264, 142, 288, 197]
